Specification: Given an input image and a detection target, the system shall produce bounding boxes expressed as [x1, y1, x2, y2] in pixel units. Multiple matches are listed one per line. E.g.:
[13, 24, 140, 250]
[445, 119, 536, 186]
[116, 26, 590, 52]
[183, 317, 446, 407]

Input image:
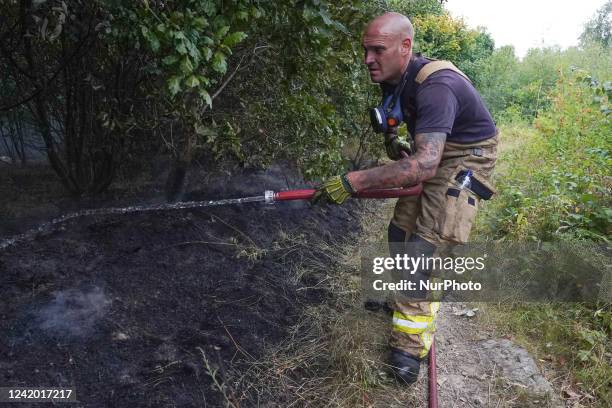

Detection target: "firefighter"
[312, 12, 498, 384]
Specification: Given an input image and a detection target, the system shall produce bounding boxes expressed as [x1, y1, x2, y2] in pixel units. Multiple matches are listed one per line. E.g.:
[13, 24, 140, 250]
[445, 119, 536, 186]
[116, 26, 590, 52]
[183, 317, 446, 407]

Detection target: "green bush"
[476, 67, 611, 404]
[480, 69, 611, 242]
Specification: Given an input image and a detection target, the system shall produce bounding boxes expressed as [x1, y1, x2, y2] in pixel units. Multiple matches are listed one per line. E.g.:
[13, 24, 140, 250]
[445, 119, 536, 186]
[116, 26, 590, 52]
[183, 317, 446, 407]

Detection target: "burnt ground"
[0, 165, 368, 407]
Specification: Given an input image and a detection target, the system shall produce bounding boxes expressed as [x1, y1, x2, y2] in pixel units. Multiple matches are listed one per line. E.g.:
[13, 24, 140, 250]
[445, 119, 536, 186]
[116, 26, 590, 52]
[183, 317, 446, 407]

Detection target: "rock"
[436, 303, 564, 408]
[479, 338, 555, 399]
[453, 307, 479, 317]
[112, 332, 129, 341]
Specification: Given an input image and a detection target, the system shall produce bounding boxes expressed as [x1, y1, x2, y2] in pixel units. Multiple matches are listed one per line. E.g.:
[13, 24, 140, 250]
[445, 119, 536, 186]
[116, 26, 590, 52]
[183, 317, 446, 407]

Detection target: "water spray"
[0, 185, 422, 251]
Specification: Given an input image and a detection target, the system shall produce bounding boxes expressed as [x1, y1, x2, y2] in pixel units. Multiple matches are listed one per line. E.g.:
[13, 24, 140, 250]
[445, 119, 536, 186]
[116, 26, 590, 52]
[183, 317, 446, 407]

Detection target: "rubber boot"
[389, 348, 421, 384]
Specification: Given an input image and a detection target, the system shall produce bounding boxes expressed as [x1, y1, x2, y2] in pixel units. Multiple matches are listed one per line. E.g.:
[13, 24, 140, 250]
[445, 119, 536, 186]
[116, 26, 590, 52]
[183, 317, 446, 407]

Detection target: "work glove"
[311, 174, 355, 205]
[384, 127, 412, 160]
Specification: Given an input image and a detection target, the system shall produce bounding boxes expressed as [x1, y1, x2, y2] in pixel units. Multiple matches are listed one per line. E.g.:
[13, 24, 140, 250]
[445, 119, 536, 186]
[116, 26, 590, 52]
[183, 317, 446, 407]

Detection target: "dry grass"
[231, 202, 427, 407]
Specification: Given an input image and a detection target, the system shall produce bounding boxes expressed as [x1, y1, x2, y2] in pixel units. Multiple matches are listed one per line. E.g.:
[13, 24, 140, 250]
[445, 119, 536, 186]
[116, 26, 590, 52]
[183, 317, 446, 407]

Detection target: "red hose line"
[354, 184, 422, 198]
[429, 339, 438, 408]
[274, 184, 422, 201]
[274, 189, 317, 201]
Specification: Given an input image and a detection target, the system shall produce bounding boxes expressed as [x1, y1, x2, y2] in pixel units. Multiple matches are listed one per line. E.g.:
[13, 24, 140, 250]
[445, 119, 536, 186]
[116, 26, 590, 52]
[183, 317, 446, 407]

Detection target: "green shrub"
[480, 69, 611, 242]
[476, 67, 611, 404]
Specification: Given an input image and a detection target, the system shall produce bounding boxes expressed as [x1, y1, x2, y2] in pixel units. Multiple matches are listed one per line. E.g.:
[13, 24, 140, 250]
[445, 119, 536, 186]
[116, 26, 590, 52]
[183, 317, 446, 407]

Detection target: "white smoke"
[36, 286, 111, 337]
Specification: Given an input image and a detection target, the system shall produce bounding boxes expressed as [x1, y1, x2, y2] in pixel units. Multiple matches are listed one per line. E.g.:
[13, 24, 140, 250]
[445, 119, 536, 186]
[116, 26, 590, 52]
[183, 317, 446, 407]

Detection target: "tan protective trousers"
[389, 133, 499, 359]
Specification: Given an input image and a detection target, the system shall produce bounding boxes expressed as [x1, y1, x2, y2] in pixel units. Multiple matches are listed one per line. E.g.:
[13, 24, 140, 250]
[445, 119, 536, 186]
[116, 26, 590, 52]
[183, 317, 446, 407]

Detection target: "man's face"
[362, 26, 411, 84]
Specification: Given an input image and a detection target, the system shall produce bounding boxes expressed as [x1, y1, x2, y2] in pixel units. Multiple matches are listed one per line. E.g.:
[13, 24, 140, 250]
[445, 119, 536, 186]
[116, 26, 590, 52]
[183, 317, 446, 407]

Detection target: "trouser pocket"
[439, 180, 479, 244]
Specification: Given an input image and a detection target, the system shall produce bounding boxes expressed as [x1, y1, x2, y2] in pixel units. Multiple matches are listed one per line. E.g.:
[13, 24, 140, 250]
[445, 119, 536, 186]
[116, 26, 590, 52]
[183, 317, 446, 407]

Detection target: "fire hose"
[267, 184, 422, 202]
[429, 340, 438, 408]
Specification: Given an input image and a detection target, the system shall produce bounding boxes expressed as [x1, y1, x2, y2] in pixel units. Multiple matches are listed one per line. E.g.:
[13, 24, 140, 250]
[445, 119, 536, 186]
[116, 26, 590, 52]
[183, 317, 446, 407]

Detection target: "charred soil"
[0, 166, 369, 407]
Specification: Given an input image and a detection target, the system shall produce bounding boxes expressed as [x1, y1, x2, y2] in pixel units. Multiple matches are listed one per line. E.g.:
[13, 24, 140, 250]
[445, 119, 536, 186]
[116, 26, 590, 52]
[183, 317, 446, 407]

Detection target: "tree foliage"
[476, 43, 612, 121]
[0, 0, 148, 194]
[0, 0, 515, 196]
[580, 0, 611, 48]
[384, 0, 445, 18]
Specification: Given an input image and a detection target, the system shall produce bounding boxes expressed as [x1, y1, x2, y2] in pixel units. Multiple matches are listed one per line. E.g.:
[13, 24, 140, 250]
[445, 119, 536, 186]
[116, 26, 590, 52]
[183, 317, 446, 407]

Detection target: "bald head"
[365, 12, 414, 42]
[362, 13, 414, 84]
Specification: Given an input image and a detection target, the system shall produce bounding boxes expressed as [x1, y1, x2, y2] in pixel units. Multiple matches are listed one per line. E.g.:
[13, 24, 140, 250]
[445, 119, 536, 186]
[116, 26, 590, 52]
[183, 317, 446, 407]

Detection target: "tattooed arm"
[346, 132, 446, 191]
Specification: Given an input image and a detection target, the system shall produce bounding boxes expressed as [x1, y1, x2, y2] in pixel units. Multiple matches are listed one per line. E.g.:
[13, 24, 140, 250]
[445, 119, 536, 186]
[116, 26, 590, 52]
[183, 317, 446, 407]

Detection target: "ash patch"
[35, 286, 111, 338]
[0, 162, 367, 407]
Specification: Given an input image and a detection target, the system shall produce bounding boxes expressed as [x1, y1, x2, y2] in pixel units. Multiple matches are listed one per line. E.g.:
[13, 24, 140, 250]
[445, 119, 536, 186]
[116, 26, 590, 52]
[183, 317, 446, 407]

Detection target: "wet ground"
[0, 166, 366, 407]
